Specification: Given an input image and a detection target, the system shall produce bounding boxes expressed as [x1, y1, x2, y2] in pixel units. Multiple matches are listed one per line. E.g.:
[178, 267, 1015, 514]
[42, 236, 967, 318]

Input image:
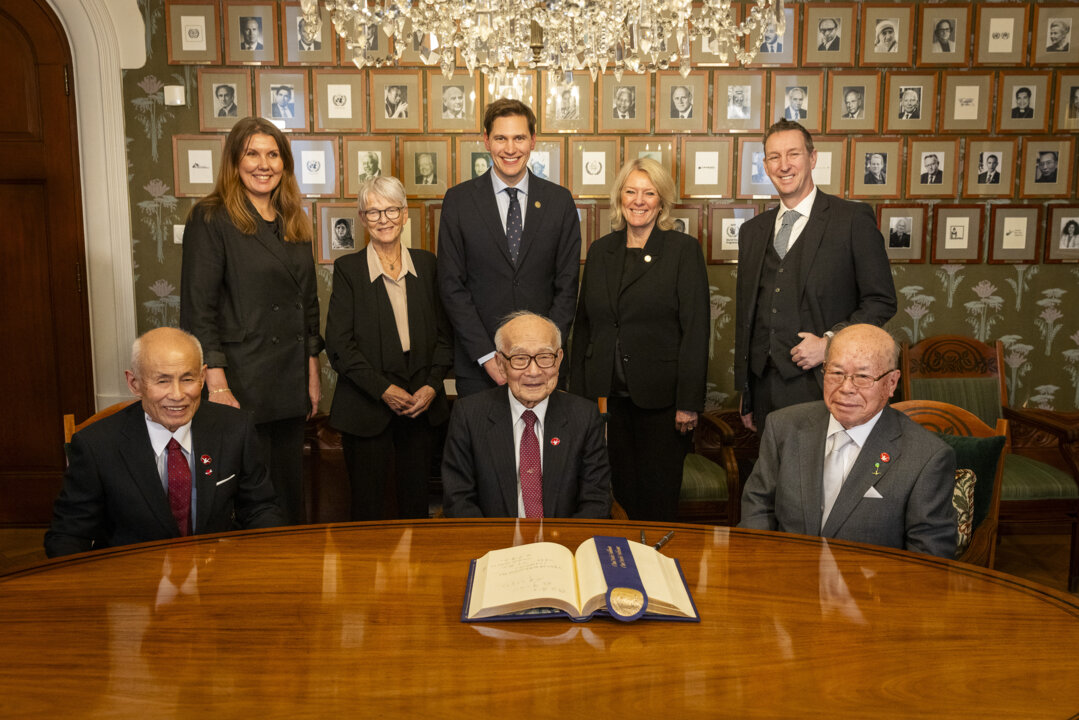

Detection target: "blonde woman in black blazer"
[325, 177, 453, 520]
[569, 158, 710, 522]
[181, 117, 323, 526]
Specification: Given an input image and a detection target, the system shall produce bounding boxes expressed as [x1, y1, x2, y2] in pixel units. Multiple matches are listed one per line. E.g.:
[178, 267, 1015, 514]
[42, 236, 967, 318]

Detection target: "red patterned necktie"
[167, 438, 192, 536]
[520, 410, 544, 518]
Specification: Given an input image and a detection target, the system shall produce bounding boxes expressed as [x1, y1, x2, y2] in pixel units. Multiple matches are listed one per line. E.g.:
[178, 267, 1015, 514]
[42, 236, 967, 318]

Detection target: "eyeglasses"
[821, 367, 896, 388]
[499, 351, 559, 370]
[362, 206, 403, 222]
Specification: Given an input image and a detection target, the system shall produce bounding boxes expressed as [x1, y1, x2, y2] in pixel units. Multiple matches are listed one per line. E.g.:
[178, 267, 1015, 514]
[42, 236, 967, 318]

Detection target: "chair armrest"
[1003, 406, 1079, 442]
[694, 411, 742, 524]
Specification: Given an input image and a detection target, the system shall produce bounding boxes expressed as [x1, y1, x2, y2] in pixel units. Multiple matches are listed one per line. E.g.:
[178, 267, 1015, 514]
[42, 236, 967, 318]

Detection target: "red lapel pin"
[201, 455, 212, 465]
[550, 438, 560, 446]
[879, 452, 891, 463]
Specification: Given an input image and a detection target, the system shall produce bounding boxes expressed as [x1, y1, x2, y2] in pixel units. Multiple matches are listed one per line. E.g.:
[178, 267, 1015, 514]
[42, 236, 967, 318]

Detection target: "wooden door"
[0, 0, 94, 523]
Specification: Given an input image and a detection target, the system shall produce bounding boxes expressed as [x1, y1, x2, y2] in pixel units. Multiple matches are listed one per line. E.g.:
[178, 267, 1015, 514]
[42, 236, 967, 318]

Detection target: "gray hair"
[493, 311, 562, 353]
[131, 327, 204, 378]
[357, 176, 407, 212]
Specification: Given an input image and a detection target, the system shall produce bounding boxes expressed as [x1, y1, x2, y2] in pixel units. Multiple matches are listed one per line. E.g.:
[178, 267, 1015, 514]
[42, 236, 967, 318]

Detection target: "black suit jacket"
[437, 170, 581, 391]
[569, 227, 710, 411]
[977, 170, 999, 185]
[181, 203, 323, 423]
[920, 170, 943, 184]
[734, 191, 897, 393]
[441, 388, 612, 518]
[325, 247, 453, 436]
[45, 402, 284, 557]
[1011, 107, 1034, 119]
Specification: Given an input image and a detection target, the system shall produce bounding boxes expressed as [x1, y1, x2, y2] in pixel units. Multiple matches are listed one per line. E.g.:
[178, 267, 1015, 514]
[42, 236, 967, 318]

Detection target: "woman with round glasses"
[569, 157, 710, 522]
[325, 176, 453, 520]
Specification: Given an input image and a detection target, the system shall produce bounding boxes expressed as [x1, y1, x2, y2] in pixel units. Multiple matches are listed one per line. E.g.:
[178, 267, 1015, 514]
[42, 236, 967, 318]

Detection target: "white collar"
[145, 414, 193, 457]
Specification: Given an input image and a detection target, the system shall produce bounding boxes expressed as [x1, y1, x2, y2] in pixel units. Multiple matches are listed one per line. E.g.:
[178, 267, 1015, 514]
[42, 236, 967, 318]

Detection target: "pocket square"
[215, 474, 235, 486]
[863, 486, 883, 499]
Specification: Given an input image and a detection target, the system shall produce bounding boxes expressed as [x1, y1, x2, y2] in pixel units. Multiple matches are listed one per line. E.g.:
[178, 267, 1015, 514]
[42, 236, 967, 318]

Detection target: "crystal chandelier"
[300, 0, 786, 84]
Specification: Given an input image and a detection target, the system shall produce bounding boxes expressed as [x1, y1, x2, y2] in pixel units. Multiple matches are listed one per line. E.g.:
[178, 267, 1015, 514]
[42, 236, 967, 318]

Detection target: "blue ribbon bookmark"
[593, 536, 649, 622]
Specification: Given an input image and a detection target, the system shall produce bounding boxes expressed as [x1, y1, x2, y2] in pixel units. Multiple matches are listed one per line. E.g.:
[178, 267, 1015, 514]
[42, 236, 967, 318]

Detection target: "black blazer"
[180, 203, 323, 423]
[570, 227, 710, 411]
[436, 170, 581, 387]
[324, 247, 453, 437]
[45, 402, 284, 557]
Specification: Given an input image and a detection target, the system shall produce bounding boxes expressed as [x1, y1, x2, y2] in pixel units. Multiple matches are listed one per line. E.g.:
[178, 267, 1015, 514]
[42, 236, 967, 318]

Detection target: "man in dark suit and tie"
[442, 312, 612, 518]
[45, 328, 284, 557]
[817, 18, 840, 51]
[735, 120, 896, 434]
[739, 324, 957, 558]
[889, 218, 911, 248]
[783, 87, 807, 120]
[920, 153, 943, 185]
[977, 153, 1000, 184]
[760, 23, 782, 53]
[215, 84, 238, 117]
[437, 99, 582, 397]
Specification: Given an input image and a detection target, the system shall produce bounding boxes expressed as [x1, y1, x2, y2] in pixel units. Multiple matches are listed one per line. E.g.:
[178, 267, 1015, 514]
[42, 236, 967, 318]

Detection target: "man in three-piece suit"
[437, 99, 581, 397]
[45, 328, 284, 558]
[920, 153, 943, 185]
[442, 312, 612, 518]
[739, 324, 957, 558]
[735, 120, 896, 435]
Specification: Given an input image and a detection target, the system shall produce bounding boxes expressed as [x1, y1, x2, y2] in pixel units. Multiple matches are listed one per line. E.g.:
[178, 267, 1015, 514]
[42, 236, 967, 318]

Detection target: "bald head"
[127, 328, 206, 432]
[823, 324, 900, 429]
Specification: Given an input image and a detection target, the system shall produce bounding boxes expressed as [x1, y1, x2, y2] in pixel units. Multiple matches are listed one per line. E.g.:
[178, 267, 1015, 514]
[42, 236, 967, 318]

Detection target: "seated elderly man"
[739, 324, 956, 557]
[442, 311, 612, 518]
[45, 327, 284, 557]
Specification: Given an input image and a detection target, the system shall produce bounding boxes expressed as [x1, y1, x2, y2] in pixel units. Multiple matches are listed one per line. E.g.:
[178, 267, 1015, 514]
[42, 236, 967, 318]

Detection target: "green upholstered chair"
[679, 411, 741, 526]
[901, 335, 1079, 589]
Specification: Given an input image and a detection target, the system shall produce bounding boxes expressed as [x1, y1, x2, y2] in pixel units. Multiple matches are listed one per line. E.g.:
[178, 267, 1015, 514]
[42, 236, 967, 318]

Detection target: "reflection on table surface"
[2, 519, 1078, 718]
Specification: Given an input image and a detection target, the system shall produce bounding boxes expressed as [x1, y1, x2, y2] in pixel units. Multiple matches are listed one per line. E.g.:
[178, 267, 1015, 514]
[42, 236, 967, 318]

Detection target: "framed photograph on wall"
[988, 205, 1042, 264]
[289, 135, 338, 197]
[1032, 5, 1079, 65]
[669, 203, 704, 242]
[906, 139, 958, 198]
[569, 137, 620, 197]
[939, 72, 993, 133]
[338, 22, 387, 67]
[455, 137, 490, 184]
[825, 72, 880, 134]
[917, 4, 971, 67]
[849, 138, 902, 199]
[402, 203, 426, 251]
[224, 2, 278, 65]
[597, 74, 651, 134]
[282, 2, 334, 65]
[166, 0, 219, 64]
[172, 135, 223, 197]
[997, 73, 1051, 133]
[878, 204, 926, 263]
[342, 137, 395, 198]
[655, 71, 708, 134]
[707, 203, 756, 264]
[197, 69, 250, 132]
[1046, 205, 1079, 262]
[370, 70, 423, 133]
[679, 137, 734, 198]
[401, 136, 451, 198]
[809, 139, 847, 196]
[530, 137, 564, 185]
[316, 202, 359, 264]
[484, 72, 536, 108]
[736, 138, 775, 199]
[712, 71, 765, 133]
[770, 72, 823, 133]
[255, 69, 309, 131]
[974, 4, 1029, 66]
[861, 4, 914, 66]
[624, 137, 674, 178]
[1054, 73, 1079, 132]
[963, 138, 1017, 199]
[932, 205, 984, 264]
[749, 6, 798, 67]
[575, 204, 595, 263]
[313, 70, 365, 133]
[802, 4, 855, 67]
[1020, 138, 1074, 198]
[541, 73, 594, 133]
[428, 72, 481, 133]
[883, 72, 937, 134]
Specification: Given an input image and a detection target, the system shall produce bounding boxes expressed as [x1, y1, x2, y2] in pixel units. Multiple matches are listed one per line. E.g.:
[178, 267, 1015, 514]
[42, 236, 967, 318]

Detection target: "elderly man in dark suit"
[45, 328, 284, 557]
[735, 120, 896, 434]
[739, 324, 957, 558]
[437, 99, 581, 397]
[442, 312, 612, 518]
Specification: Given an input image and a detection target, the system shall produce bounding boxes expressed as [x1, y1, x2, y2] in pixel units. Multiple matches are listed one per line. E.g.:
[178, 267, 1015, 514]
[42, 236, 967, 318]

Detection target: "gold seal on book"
[608, 587, 645, 618]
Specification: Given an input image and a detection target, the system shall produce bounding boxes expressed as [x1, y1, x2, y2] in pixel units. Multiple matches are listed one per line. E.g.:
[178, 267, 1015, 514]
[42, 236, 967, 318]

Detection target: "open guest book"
[461, 535, 699, 623]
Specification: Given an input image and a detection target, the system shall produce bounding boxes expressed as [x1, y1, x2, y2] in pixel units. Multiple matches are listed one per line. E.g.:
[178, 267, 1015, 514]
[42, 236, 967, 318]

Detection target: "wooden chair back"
[901, 335, 1006, 427]
[63, 401, 136, 443]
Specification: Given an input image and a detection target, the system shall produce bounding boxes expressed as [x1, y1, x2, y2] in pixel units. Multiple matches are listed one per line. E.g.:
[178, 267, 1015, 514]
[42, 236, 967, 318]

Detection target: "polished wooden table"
[2, 520, 1078, 718]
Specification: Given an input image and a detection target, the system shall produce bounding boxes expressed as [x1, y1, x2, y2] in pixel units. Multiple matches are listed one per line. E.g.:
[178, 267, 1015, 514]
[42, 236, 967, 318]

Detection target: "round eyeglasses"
[499, 352, 559, 370]
[363, 206, 403, 222]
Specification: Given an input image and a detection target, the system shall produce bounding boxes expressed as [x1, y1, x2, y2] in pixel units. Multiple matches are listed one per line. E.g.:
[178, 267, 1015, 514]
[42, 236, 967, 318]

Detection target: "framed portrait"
[1020, 138, 1074, 198]
[484, 72, 536, 108]
[369, 71, 422, 133]
[707, 203, 756, 264]
[316, 202, 359, 264]
[342, 137, 395, 198]
[974, 4, 1029, 66]
[224, 3, 278, 65]
[541, 73, 594, 133]
[654, 71, 708, 134]
[401, 137, 451, 198]
[402, 203, 426, 251]
[569, 137, 620, 198]
[289, 136, 338, 198]
[939, 72, 993, 134]
[917, 4, 971, 67]
[575, 204, 595, 264]
[312, 70, 364, 133]
[849, 138, 902, 199]
[624, 137, 674, 178]
[988, 206, 1042, 264]
[963, 138, 1018, 199]
[426, 72, 481, 133]
[809, 139, 847, 196]
[255, 70, 309, 132]
[932, 205, 984, 264]
[531, 136, 565, 185]
[1054, 73, 1079, 132]
[906, 139, 958, 198]
[883, 72, 937, 134]
[1032, 5, 1079, 65]
[339, 21, 387, 67]
[197, 69, 250, 132]
[749, 6, 798, 67]
[679, 137, 734, 198]
[802, 4, 855, 67]
[597, 74, 651, 134]
[1045, 205, 1079, 263]
[736, 138, 774, 199]
[770, 72, 823, 133]
[669, 203, 704, 242]
[166, 0, 219, 64]
[861, 4, 914, 66]
[712, 71, 765, 133]
[426, 203, 442, 255]
[825, 72, 880, 134]
[877, 205, 926, 263]
[172, 135, 223, 197]
[282, 2, 334, 65]
[455, 137, 490, 184]
[997, 73, 1051, 133]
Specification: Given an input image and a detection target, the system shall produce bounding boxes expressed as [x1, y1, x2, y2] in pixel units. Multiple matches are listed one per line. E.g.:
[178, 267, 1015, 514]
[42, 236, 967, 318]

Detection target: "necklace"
[376, 246, 402, 272]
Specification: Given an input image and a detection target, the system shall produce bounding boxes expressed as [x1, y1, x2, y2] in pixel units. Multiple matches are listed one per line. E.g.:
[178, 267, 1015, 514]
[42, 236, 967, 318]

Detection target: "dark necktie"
[505, 187, 523, 263]
[167, 438, 192, 536]
[520, 410, 543, 518]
